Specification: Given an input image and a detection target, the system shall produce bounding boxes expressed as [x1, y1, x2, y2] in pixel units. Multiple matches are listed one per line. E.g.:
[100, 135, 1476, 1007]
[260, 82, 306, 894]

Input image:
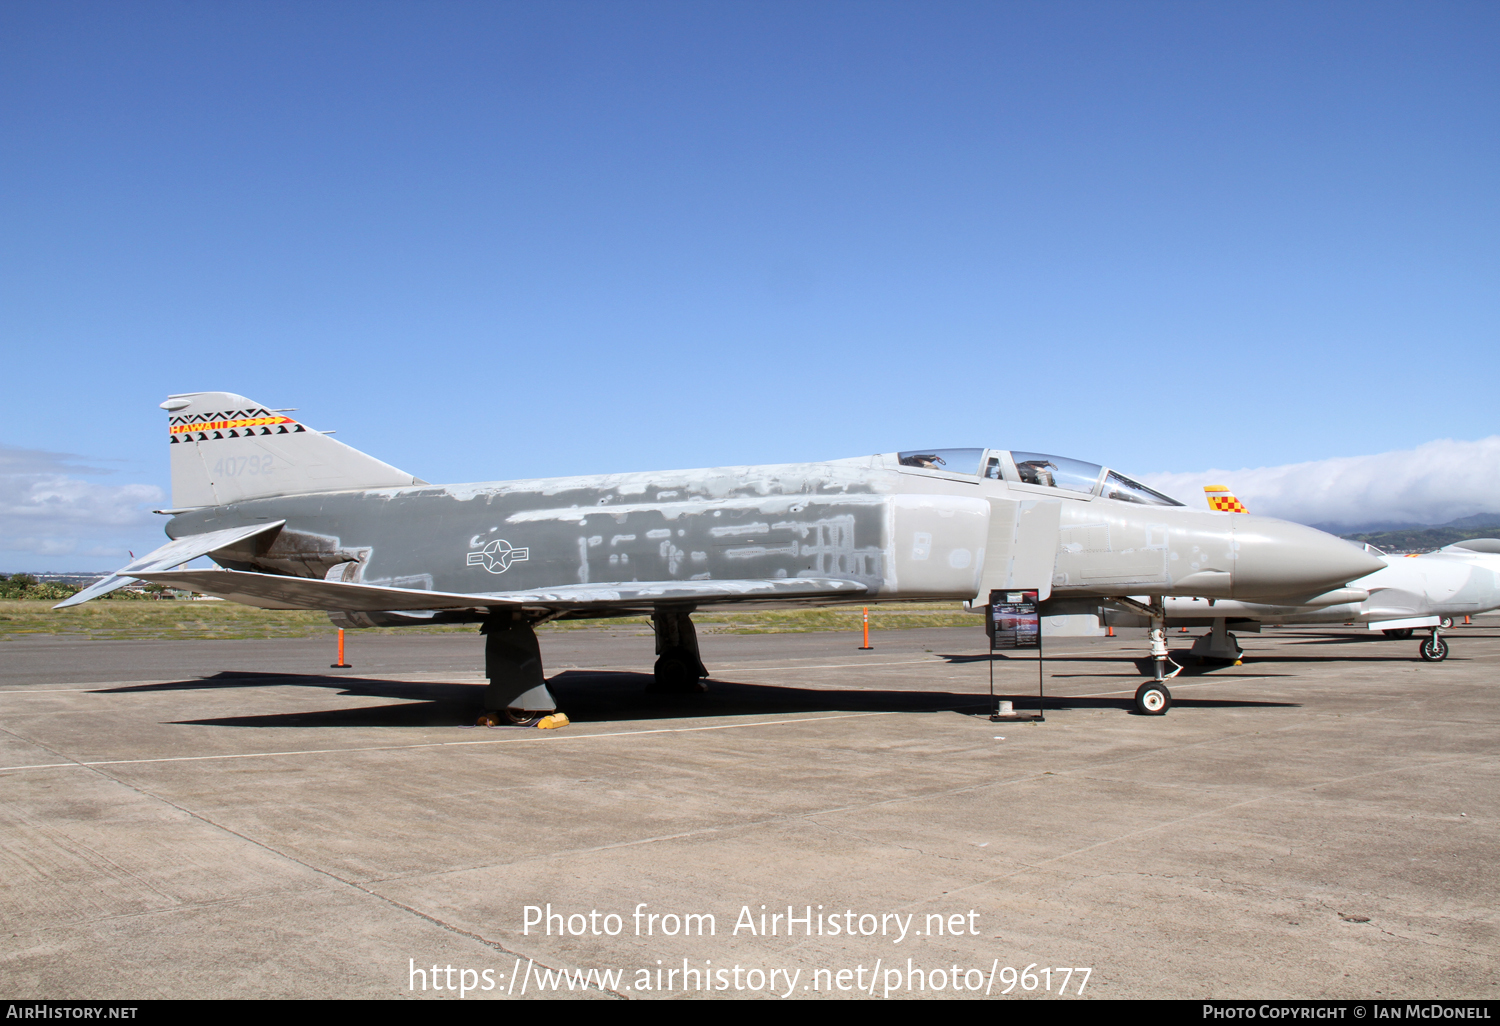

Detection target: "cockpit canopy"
[896, 448, 1183, 507]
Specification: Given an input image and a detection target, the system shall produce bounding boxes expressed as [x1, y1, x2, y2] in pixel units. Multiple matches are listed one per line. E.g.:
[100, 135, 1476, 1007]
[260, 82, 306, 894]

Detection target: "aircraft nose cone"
[1232, 518, 1386, 599]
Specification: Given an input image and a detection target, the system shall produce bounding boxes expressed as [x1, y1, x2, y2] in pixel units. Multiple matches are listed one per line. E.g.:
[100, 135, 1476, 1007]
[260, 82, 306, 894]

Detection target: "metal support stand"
[1035, 627, 1046, 722]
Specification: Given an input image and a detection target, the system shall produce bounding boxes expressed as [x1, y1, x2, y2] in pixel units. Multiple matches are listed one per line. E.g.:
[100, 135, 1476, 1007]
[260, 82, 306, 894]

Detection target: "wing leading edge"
[127, 568, 868, 612]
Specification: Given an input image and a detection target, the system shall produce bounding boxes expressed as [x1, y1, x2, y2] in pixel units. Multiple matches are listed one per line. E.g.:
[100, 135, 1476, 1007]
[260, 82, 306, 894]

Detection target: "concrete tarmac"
[1, 619, 1497, 1000]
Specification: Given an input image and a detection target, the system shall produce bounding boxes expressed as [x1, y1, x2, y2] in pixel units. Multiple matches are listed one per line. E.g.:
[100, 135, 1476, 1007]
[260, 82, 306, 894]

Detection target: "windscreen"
[1100, 470, 1184, 507]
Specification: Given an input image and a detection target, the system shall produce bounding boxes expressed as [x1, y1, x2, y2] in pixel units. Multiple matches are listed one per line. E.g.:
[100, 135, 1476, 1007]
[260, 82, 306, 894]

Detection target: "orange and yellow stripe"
[169, 416, 295, 435]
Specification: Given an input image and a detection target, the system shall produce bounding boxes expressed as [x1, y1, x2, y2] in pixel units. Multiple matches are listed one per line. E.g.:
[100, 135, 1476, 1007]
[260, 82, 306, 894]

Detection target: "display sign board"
[989, 589, 1040, 650]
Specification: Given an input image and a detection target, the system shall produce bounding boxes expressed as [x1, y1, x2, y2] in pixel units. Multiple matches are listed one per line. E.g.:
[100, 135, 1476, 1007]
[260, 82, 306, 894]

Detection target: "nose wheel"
[1419, 630, 1449, 662]
[1134, 682, 1172, 715]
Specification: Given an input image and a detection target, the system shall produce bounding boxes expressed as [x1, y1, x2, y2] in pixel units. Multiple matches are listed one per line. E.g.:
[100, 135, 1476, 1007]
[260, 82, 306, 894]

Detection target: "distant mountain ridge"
[1333, 513, 1500, 554]
[1309, 513, 1500, 536]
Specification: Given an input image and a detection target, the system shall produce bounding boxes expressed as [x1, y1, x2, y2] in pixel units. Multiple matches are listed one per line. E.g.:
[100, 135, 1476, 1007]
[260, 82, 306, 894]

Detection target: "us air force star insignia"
[466, 539, 529, 574]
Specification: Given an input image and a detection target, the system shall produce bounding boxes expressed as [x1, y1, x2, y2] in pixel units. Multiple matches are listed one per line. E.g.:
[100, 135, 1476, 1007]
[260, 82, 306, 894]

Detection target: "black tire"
[1419, 636, 1449, 662]
[1134, 682, 1172, 716]
[504, 708, 545, 727]
[1439, 617, 1454, 630]
[652, 651, 707, 693]
[1383, 628, 1414, 639]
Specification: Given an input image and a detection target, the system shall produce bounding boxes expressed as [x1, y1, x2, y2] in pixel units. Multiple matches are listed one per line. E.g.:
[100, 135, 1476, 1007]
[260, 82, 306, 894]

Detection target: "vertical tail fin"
[163, 391, 425, 508]
[1204, 484, 1249, 513]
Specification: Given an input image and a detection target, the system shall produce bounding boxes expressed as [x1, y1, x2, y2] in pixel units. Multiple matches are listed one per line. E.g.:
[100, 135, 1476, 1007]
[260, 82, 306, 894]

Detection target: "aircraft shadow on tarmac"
[91, 668, 1296, 729]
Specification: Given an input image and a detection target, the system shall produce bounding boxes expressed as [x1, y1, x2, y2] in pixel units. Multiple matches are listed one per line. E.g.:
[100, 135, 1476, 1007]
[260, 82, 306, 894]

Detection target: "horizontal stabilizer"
[128, 568, 867, 612]
[54, 521, 287, 608]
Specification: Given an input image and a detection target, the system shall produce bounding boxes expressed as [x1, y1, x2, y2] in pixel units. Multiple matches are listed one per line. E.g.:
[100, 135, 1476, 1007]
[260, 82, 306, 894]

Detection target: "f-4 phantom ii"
[1105, 486, 1500, 664]
[57, 393, 1383, 720]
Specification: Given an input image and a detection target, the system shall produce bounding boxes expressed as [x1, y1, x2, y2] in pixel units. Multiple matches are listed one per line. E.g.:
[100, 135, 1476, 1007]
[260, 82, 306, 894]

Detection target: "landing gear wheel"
[1383, 628, 1414, 639]
[651, 650, 708, 693]
[1134, 682, 1172, 715]
[1439, 617, 1454, 629]
[1419, 635, 1449, 662]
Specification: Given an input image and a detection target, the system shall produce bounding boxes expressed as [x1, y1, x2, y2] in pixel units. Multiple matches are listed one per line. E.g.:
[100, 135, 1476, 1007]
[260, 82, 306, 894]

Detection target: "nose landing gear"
[1419, 627, 1450, 662]
[1147, 625, 1184, 684]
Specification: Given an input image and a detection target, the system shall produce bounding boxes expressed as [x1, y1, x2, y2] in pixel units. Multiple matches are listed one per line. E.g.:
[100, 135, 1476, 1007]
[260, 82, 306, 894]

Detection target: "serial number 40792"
[212, 456, 274, 477]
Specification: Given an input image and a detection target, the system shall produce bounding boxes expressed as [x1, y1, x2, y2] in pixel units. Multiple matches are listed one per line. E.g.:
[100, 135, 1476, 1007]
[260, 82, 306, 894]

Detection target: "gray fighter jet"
[56, 393, 1383, 719]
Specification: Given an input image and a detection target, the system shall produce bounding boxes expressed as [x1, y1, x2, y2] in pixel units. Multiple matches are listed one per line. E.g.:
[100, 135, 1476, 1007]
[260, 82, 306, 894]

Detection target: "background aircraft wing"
[53, 521, 287, 608]
[128, 568, 868, 612]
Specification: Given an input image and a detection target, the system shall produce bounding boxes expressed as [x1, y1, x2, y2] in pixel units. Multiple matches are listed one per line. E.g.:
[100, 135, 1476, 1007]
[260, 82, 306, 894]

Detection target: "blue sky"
[3, 1, 1497, 568]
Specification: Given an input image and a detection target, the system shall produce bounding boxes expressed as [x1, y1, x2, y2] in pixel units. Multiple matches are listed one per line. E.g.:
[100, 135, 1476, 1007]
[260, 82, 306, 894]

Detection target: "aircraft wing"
[126, 568, 868, 612]
[53, 521, 287, 608]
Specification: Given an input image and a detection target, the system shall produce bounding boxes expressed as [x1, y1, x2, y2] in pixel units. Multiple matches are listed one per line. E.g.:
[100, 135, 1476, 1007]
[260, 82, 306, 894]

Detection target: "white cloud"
[1139, 437, 1500, 529]
[0, 445, 165, 566]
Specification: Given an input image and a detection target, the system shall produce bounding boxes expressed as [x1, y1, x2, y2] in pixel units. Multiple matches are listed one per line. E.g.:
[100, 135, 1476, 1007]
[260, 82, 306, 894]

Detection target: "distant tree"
[0, 575, 76, 600]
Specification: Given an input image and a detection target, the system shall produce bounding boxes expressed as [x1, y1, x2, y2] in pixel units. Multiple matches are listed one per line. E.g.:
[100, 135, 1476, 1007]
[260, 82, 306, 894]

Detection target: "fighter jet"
[1104, 486, 1500, 663]
[56, 393, 1383, 719]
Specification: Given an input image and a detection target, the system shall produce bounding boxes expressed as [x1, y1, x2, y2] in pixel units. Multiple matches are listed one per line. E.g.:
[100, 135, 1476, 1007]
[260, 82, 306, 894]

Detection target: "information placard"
[989, 589, 1040, 650]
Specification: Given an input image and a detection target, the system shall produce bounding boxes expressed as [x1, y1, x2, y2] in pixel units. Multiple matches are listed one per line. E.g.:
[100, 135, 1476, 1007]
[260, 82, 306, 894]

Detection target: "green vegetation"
[1342, 526, 1500, 554]
[0, 600, 976, 642]
[0, 574, 80, 602]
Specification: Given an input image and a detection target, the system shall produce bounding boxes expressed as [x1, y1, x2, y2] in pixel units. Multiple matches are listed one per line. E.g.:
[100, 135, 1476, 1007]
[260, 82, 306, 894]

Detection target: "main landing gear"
[478, 612, 570, 728]
[1189, 618, 1243, 665]
[650, 607, 710, 693]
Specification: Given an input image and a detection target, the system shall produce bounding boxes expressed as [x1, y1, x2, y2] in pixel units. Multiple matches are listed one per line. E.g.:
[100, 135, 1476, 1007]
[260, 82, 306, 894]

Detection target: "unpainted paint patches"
[710, 522, 771, 538]
[724, 543, 799, 560]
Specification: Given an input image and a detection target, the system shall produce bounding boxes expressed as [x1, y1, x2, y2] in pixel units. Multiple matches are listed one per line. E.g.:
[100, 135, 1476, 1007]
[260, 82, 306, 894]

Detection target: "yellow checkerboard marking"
[1204, 485, 1248, 513]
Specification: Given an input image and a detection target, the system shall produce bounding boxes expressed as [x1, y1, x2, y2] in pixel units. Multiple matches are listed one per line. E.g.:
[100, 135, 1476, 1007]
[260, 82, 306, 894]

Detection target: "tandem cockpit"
[894, 448, 1184, 507]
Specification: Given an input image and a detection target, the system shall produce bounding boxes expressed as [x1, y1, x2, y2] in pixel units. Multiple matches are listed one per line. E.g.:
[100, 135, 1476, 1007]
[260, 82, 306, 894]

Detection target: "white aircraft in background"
[1104, 487, 1500, 663]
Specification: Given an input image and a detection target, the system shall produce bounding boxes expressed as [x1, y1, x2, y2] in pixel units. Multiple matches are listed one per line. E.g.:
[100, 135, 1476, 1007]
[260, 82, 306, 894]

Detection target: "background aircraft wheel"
[1134, 682, 1171, 715]
[1382, 628, 1414, 639]
[1439, 617, 1454, 629]
[651, 650, 708, 693]
[504, 708, 545, 726]
[1419, 636, 1450, 662]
